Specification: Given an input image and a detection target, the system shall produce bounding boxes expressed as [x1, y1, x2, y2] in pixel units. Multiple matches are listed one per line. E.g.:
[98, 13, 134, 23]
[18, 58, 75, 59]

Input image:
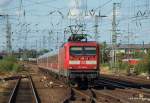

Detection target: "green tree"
[145, 50, 150, 74]
[135, 50, 150, 75]
[0, 56, 21, 72]
[37, 49, 49, 56]
[100, 41, 110, 64]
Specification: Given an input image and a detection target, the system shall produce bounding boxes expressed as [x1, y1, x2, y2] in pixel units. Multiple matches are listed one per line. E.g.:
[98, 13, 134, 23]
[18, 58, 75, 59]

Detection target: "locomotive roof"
[60, 41, 98, 47]
[64, 41, 98, 46]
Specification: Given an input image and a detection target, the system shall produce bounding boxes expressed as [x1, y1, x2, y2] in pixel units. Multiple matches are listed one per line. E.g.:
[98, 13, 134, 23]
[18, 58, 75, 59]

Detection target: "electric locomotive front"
[65, 42, 100, 82]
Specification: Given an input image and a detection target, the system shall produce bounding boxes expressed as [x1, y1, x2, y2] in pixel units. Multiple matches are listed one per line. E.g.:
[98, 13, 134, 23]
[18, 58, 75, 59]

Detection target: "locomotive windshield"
[70, 46, 96, 55]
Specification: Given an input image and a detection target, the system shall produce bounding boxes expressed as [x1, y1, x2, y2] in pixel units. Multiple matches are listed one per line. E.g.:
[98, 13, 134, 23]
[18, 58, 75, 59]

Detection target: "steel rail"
[8, 77, 21, 103]
[100, 77, 142, 88]
[91, 88, 130, 103]
[61, 87, 99, 103]
[97, 79, 126, 89]
[72, 88, 99, 103]
[29, 75, 41, 103]
[8, 76, 41, 103]
[99, 77, 141, 88]
[61, 88, 72, 103]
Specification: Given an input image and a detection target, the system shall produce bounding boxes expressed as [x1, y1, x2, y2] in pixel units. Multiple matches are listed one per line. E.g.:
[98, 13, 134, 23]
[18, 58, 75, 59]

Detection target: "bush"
[145, 51, 150, 75]
[135, 62, 145, 75]
[3, 56, 17, 63]
[13, 63, 22, 72]
[0, 60, 14, 71]
[117, 62, 133, 74]
[118, 62, 129, 71]
[0, 56, 21, 72]
[101, 63, 109, 67]
[134, 50, 150, 75]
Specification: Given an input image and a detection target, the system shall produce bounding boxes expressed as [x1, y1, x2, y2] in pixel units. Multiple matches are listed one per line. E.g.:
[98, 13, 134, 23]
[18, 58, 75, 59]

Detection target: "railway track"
[100, 75, 150, 87]
[91, 81, 150, 103]
[61, 87, 144, 103]
[39, 68, 97, 103]
[62, 87, 135, 103]
[38, 65, 150, 103]
[62, 87, 98, 103]
[91, 76, 150, 103]
[8, 75, 41, 103]
[91, 88, 130, 103]
[98, 76, 150, 89]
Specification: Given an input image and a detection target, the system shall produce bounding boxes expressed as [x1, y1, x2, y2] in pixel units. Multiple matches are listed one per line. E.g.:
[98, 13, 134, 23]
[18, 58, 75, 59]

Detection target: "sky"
[0, 0, 150, 51]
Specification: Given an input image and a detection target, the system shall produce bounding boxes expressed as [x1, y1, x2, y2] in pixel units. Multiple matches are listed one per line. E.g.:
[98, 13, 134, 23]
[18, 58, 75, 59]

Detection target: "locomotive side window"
[70, 46, 96, 55]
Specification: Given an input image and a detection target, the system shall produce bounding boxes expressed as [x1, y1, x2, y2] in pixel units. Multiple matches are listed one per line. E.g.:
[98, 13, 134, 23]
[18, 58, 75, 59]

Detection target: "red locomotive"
[37, 34, 100, 85]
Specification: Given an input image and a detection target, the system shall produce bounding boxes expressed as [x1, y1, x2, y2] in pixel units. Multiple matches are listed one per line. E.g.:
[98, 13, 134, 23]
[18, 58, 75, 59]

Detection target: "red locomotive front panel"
[63, 42, 100, 79]
[69, 46, 98, 70]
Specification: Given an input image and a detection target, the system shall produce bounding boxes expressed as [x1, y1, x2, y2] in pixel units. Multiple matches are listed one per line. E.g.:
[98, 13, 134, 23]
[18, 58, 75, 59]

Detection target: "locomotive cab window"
[84, 47, 96, 55]
[70, 47, 82, 55]
[70, 46, 96, 55]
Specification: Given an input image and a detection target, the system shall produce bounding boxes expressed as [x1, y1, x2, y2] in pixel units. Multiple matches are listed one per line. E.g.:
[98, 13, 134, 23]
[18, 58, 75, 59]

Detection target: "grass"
[0, 56, 22, 72]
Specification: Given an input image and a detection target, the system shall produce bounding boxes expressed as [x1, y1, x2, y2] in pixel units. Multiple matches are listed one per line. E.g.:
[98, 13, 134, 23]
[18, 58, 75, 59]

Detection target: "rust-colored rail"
[62, 87, 99, 103]
[8, 76, 41, 103]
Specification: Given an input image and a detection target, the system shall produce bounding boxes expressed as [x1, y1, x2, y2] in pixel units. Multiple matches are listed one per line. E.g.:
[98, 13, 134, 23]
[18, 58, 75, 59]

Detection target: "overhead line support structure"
[94, 14, 107, 42]
[111, 3, 120, 72]
[0, 14, 12, 55]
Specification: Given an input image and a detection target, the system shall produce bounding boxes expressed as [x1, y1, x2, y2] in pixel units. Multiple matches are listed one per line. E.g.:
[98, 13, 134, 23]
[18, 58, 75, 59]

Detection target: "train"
[37, 34, 100, 86]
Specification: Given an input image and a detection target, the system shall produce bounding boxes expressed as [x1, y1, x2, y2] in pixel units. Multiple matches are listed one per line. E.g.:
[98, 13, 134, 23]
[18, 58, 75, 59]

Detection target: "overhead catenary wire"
[1, 0, 150, 51]
[2, 0, 60, 11]
[95, 0, 113, 10]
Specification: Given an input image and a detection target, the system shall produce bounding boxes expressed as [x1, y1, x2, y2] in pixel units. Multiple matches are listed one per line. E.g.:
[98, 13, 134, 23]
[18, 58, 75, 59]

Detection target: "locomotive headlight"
[86, 61, 97, 64]
[69, 67, 73, 69]
[69, 60, 80, 64]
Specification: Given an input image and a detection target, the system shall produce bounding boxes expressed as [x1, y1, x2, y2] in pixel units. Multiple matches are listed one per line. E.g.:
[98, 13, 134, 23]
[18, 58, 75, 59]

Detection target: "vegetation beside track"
[135, 50, 150, 75]
[100, 42, 150, 76]
[0, 56, 22, 72]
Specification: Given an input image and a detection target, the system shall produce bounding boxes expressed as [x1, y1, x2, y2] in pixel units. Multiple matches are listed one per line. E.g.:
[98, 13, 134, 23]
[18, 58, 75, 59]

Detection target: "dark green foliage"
[25, 49, 38, 58]
[133, 51, 145, 58]
[0, 60, 14, 71]
[118, 62, 129, 71]
[100, 41, 110, 63]
[145, 50, 150, 74]
[3, 55, 17, 62]
[0, 56, 21, 72]
[134, 62, 145, 75]
[37, 49, 49, 56]
[101, 63, 110, 67]
[134, 50, 150, 75]
[12, 63, 22, 72]
[117, 53, 125, 61]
